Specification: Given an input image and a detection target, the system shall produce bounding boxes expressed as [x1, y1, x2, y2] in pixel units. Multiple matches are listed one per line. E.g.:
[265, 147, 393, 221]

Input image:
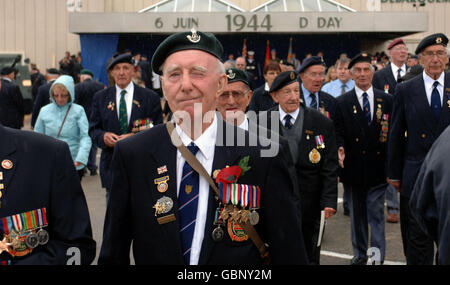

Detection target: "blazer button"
[362, 150, 366, 155]
[421, 133, 426, 139]
[377, 151, 381, 155]
[355, 138, 359, 142]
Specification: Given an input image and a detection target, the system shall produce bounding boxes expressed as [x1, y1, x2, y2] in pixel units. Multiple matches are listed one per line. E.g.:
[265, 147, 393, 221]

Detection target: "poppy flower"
[216, 166, 242, 184]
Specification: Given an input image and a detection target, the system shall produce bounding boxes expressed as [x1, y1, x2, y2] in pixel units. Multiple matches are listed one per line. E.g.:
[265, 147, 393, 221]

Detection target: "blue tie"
[310, 93, 318, 110]
[284, 114, 293, 129]
[431, 81, 441, 120]
[363, 92, 371, 125]
[178, 143, 200, 264]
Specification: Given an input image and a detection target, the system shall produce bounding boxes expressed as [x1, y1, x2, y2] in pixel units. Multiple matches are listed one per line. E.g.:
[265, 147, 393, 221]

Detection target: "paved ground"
[23, 114, 407, 265]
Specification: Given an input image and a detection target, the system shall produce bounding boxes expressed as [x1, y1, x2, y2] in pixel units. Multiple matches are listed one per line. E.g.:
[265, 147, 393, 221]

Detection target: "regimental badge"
[309, 148, 321, 164]
[154, 176, 169, 193]
[185, 185, 192, 195]
[353, 105, 357, 114]
[133, 100, 141, 108]
[157, 165, 168, 175]
[436, 37, 443, 44]
[376, 104, 382, 122]
[290, 71, 295, 80]
[1, 160, 13, 170]
[153, 196, 173, 216]
[227, 219, 248, 242]
[107, 101, 115, 111]
[187, 29, 201, 43]
[227, 69, 236, 79]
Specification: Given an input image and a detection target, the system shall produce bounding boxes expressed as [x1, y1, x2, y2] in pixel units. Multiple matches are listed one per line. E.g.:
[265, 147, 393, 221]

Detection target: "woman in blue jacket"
[35, 75, 91, 180]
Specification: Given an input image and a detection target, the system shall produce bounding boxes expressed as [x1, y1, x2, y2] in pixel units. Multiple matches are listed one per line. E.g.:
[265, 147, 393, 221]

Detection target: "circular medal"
[212, 226, 224, 242]
[37, 229, 50, 245]
[309, 148, 321, 164]
[157, 182, 168, 193]
[227, 219, 248, 242]
[156, 196, 173, 215]
[249, 211, 260, 226]
[25, 233, 39, 249]
[1, 160, 13, 170]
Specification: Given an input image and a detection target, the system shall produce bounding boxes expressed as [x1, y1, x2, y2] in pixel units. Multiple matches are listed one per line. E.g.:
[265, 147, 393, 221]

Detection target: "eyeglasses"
[392, 47, 408, 52]
[305, 72, 325, 79]
[219, 90, 249, 101]
[421, 50, 447, 58]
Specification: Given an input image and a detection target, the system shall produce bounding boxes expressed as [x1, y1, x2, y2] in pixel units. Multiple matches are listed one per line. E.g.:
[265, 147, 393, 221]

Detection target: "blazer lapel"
[349, 90, 369, 135]
[147, 127, 183, 263]
[0, 126, 18, 209]
[409, 75, 436, 131]
[128, 83, 142, 132]
[106, 87, 121, 134]
[435, 73, 450, 134]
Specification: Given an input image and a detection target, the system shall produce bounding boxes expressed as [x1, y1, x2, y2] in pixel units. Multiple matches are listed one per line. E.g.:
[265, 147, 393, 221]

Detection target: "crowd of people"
[0, 30, 450, 266]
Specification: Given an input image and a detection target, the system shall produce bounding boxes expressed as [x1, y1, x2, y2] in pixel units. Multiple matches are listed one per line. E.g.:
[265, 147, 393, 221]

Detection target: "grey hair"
[350, 64, 375, 74]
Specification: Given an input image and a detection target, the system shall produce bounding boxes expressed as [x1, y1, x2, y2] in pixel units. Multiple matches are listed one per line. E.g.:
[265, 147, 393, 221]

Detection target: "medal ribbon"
[315, 135, 324, 147]
[230, 183, 240, 206]
[250, 186, 261, 209]
[219, 183, 231, 205]
[0, 208, 47, 235]
[240, 184, 249, 208]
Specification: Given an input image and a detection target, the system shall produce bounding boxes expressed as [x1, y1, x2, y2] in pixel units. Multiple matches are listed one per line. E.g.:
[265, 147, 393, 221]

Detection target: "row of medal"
[211, 183, 261, 242]
[0, 208, 49, 256]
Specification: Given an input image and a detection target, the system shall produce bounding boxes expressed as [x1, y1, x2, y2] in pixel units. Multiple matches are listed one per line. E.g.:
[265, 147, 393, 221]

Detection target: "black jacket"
[74, 79, 105, 120]
[335, 88, 393, 188]
[372, 62, 397, 95]
[0, 125, 96, 264]
[0, 79, 24, 129]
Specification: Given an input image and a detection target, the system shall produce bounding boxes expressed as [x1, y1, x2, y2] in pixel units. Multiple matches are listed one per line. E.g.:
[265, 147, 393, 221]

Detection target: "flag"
[287, 37, 293, 63]
[242, 39, 247, 57]
[264, 40, 270, 67]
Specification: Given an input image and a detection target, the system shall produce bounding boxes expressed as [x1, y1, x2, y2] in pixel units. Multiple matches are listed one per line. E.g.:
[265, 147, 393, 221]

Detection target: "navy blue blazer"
[0, 80, 24, 129]
[300, 89, 337, 122]
[74, 79, 105, 121]
[387, 72, 450, 198]
[372, 63, 398, 95]
[98, 119, 308, 265]
[0, 125, 96, 264]
[335, 88, 393, 188]
[89, 83, 163, 189]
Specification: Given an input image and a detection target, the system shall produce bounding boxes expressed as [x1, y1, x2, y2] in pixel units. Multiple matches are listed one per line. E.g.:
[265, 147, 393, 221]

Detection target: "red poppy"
[216, 166, 242, 184]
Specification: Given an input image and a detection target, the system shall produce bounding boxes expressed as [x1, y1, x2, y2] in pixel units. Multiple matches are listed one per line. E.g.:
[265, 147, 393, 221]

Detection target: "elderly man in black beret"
[260, 71, 338, 264]
[98, 30, 308, 265]
[0, 67, 24, 129]
[335, 53, 394, 265]
[387, 33, 450, 265]
[89, 53, 162, 201]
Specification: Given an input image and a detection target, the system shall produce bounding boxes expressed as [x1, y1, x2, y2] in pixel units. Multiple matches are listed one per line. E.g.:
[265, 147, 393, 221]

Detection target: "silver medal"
[249, 211, 260, 225]
[37, 229, 50, 245]
[25, 232, 39, 248]
[212, 226, 224, 242]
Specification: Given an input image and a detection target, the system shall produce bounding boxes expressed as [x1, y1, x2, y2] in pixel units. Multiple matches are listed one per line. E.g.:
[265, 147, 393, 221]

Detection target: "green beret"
[415, 33, 448, 55]
[348, 52, 372, 69]
[151, 29, 223, 75]
[269, 71, 299, 93]
[80, 69, 94, 78]
[226, 68, 249, 87]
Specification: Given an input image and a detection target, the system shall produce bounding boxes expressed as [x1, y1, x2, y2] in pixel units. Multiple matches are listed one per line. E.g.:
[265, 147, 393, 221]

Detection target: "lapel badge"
[309, 148, 321, 164]
[187, 29, 201, 43]
[305, 130, 313, 140]
[227, 69, 236, 80]
[1, 160, 13, 170]
[154, 176, 170, 193]
[384, 84, 389, 94]
[353, 105, 357, 114]
[0, 171, 3, 180]
[0, 184, 3, 190]
[107, 101, 115, 111]
[157, 165, 168, 175]
[153, 196, 173, 216]
[133, 100, 141, 108]
[376, 98, 383, 102]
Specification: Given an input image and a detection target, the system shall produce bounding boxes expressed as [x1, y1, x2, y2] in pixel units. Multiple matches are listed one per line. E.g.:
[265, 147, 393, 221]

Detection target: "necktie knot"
[284, 114, 293, 129]
[187, 143, 199, 156]
[433, 81, 440, 89]
[362, 92, 368, 99]
[120, 89, 127, 98]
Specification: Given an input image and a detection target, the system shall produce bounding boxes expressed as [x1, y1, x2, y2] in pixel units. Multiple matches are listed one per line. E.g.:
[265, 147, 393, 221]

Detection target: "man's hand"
[338, 147, 345, 168]
[118, 133, 134, 141]
[103, 132, 120, 148]
[324, 207, 336, 219]
[387, 178, 401, 193]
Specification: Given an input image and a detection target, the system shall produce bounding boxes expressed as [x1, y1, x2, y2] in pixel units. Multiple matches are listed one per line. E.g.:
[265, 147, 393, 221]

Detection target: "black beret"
[269, 71, 299, 93]
[151, 29, 223, 75]
[298, 56, 325, 73]
[226, 68, 249, 87]
[415, 33, 448, 55]
[107, 53, 135, 70]
[348, 52, 372, 69]
[47, 68, 60, 75]
[80, 69, 94, 77]
[0, 67, 15, 76]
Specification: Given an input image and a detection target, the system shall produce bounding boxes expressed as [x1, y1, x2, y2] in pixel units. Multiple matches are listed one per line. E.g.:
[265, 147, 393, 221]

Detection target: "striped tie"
[310, 93, 318, 110]
[178, 143, 200, 264]
[362, 92, 371, 125]
[119, 90, 128, 134]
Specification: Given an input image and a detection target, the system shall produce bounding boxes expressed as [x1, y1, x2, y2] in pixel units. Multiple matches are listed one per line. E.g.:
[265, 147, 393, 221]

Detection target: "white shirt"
[152, 71, 161, 89]
[115, 82, 134, 125]
[355, 85, 375, 120]
[423, 71, 444, 106]
[391, 63, 407, 82]
[264, 82, 270, 92]
[175, 113, 217, 265]
[278, 105, 299, 126]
